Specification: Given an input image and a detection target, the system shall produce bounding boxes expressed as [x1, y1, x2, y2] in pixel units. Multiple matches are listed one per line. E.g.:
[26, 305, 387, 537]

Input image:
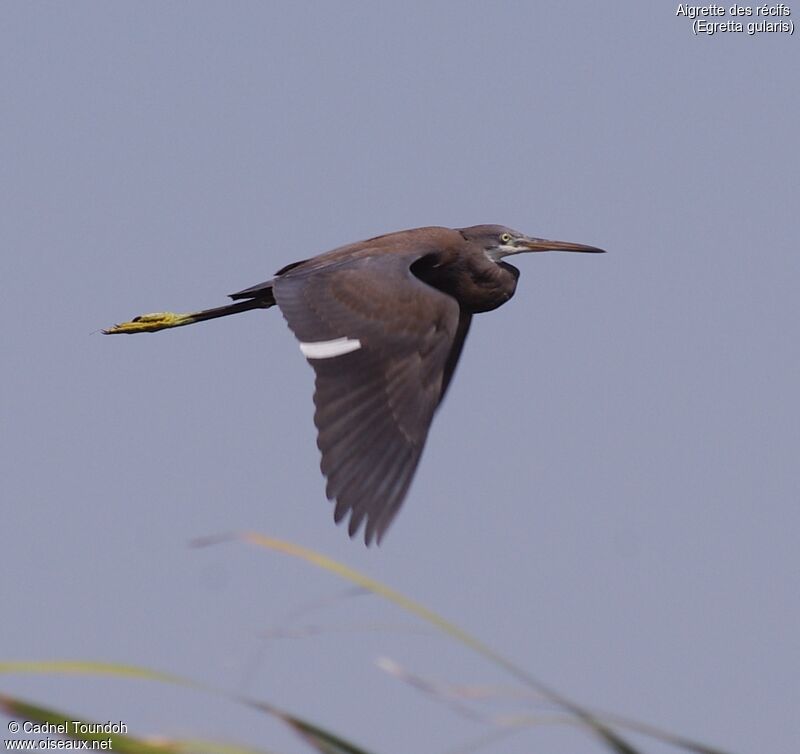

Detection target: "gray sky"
[2, 3, 798, 753]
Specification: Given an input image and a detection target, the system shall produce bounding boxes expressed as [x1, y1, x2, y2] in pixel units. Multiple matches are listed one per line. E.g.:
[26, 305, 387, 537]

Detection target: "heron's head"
[459, 225, 605, 262]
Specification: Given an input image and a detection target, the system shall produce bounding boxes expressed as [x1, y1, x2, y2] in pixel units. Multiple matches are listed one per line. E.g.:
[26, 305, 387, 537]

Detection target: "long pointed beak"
[519, 237, 606, 253]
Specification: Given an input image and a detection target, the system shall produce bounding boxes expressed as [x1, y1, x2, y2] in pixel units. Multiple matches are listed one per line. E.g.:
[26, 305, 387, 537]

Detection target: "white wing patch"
[299, 336, 362, 360]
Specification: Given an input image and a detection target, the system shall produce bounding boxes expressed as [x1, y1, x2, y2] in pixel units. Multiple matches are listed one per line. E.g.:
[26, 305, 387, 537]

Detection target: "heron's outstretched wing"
[273, 252, 463, 544]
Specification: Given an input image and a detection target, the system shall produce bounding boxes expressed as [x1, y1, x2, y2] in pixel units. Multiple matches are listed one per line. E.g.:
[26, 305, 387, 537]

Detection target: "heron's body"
[231, 226, 520, 312]
[105, 224, 604, 544]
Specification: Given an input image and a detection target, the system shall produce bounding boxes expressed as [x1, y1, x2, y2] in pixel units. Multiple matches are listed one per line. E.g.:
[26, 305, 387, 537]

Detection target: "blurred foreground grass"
[1, 533, 735, 754]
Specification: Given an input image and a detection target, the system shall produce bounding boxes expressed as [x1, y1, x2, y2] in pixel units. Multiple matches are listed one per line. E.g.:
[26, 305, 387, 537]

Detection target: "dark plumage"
[105, 225, 604, 544]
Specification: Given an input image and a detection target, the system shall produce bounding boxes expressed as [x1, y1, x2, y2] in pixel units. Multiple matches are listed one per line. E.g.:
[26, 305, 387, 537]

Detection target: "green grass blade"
[582, 711, 737, 754]
[167, 739, 281, 754]
[0, 661, 197, 689]
[0, 693, 176, 753]
[246, 700, 378, 754]
[1, 693, 283, 754]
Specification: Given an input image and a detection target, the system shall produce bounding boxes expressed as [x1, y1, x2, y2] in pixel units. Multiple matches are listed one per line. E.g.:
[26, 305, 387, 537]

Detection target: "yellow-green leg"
[103, 311, 199, 334]
[103, 297, 271, 335]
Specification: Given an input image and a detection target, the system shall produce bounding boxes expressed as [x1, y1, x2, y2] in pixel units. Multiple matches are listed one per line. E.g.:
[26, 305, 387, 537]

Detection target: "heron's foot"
[102, 311, 197, 334]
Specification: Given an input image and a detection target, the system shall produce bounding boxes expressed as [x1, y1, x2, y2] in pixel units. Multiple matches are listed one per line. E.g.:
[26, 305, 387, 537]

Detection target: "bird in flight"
[105, 225, 604, 544]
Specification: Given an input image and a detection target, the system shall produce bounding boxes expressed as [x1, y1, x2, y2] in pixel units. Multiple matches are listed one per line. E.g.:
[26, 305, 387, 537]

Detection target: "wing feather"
[273, 251, 462, 543]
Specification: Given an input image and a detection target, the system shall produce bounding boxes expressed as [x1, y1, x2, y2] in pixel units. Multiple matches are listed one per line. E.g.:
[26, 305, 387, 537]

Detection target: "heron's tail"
[103, 297, 273, 335]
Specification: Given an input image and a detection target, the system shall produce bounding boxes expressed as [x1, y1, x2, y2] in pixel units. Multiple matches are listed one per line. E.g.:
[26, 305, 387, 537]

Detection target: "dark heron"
[105, 225, 604, 544]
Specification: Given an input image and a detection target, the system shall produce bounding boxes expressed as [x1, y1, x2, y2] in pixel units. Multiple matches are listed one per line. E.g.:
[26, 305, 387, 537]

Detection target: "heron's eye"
[500, 233, 513, 244]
